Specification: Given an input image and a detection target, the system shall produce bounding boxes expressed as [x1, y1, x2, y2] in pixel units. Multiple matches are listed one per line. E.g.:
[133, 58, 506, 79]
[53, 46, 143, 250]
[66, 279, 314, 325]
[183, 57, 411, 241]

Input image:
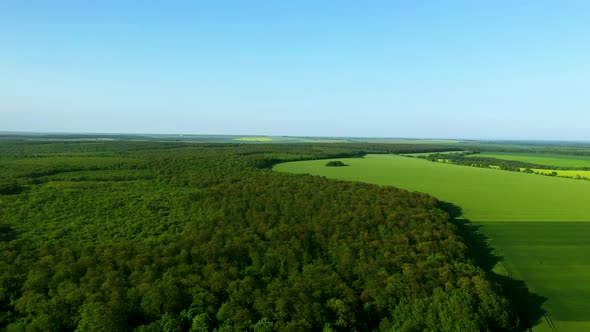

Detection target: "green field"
[470, 152, 590, 168]
[275, 155, 590, 221]
[532, 169, 590, 179]
[483, 222, 590, 331]
[275, 154, 590, 330]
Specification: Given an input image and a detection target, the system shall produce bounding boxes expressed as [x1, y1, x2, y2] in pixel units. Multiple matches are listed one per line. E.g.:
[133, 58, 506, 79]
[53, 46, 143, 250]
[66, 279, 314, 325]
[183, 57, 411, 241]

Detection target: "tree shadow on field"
[438, 201, 548, 331]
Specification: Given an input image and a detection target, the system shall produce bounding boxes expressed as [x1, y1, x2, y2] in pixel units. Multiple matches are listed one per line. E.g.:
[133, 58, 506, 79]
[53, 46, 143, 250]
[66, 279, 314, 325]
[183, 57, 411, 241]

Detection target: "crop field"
[469, 152, 590, 168]
[532, 169, 590, 179]
[482, 222, 590, 331]
[275, 154, 590, 221]
[275, 154, 590, 330]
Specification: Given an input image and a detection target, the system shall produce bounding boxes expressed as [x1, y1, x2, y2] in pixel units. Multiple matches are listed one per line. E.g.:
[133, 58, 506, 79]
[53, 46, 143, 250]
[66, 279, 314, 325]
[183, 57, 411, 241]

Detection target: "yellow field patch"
[533, 169, 590, 179]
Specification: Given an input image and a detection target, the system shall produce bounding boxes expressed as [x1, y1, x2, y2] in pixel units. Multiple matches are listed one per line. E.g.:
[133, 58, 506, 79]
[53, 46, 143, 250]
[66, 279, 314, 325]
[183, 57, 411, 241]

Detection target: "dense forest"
[0, 141, 519, 331]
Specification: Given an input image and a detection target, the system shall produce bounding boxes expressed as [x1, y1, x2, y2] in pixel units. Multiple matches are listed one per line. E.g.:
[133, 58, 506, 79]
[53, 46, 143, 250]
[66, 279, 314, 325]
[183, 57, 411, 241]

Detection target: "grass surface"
[275, 154, 590, 330]
[275, 154, 590, 222]
[533, 169, 590, 179]
[483, 222, 590, 331]
[470, 152, 590, 168]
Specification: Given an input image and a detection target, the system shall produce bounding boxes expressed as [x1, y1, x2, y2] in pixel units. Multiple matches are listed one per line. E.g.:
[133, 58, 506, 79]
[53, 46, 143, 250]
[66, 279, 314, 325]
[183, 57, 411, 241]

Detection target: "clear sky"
[1, 1, 589, 140]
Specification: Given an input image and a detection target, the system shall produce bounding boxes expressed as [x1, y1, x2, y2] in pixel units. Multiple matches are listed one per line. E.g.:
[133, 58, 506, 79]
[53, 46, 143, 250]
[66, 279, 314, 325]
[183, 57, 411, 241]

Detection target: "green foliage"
[470, 152, 590, 168]
[252, 317, 273, 332]
[0, 141, 518, 331]
[0, 178, 23, 195]
[189, 313, 209, 332]
[325, 160, 347, 167]
[419, 151, 590, 171]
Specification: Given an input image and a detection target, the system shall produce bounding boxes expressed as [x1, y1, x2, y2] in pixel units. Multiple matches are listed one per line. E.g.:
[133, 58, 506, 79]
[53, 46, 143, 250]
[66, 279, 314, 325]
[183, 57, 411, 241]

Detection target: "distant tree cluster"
[0, 141, 519, 331]
[325, 160, 347, 167]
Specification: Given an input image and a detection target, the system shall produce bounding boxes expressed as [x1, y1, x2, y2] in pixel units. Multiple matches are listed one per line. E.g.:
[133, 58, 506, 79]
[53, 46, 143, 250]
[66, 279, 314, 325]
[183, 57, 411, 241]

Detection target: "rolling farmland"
[533, 169, 590, 179]
[275, 154, 590, 331]
[469, 152, 590, 168]
[482, 222, 590, 331]
[275, 154, 590, 221]
[5, 0, 588, 329]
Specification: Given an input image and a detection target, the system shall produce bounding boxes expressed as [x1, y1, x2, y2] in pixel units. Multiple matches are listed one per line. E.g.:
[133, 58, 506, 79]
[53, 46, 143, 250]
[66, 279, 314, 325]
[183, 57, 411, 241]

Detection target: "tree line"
[419, 152, 590, 172]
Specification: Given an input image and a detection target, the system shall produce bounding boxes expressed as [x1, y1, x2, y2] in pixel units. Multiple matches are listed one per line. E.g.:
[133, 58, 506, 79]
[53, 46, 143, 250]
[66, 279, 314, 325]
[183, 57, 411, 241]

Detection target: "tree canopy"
[0, 141, 519, 331]
[325, 161, 347, 167]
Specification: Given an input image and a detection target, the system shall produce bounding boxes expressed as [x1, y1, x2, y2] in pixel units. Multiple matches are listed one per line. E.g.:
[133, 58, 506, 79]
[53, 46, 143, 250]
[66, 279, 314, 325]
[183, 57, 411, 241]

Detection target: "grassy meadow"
[482, 222, 590, 330]
[532, 169, 590, 179]
[275, 154, 590, 330]
[470, 151, 590, 168]
[275, 154, 590, 221]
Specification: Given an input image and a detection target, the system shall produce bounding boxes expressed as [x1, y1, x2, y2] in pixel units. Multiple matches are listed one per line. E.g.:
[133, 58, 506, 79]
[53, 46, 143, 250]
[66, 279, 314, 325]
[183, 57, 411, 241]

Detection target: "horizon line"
[1, 130, 590, 143]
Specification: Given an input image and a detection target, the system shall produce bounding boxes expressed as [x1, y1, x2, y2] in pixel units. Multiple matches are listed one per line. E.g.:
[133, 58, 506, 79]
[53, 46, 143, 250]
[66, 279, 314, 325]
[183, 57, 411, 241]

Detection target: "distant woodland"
[0, 141, 519, 331]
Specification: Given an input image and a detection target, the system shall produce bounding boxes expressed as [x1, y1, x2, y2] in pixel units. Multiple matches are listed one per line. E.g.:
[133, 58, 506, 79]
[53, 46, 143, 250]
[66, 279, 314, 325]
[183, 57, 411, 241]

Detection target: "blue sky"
[1, 1, 589, 140]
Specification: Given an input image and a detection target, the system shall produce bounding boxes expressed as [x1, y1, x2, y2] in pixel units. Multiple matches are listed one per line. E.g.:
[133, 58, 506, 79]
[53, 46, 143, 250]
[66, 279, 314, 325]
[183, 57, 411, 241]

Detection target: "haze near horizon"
[1, 1, 589, 140]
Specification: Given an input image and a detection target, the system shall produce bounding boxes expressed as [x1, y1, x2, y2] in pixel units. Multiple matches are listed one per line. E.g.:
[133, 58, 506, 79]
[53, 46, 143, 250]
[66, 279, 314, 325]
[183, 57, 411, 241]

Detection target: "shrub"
[325, 161, 347, 167]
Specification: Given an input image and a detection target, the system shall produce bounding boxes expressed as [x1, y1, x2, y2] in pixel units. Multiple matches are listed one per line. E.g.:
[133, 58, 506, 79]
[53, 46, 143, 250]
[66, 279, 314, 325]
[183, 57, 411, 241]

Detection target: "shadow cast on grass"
[438, 201, 547, 331]
[0, 224, 17, 243]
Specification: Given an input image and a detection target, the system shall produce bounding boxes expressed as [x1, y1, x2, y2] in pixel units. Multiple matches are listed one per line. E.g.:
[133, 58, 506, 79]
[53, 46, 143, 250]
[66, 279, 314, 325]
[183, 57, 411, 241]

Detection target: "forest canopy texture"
[0, 141, 518, 331]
